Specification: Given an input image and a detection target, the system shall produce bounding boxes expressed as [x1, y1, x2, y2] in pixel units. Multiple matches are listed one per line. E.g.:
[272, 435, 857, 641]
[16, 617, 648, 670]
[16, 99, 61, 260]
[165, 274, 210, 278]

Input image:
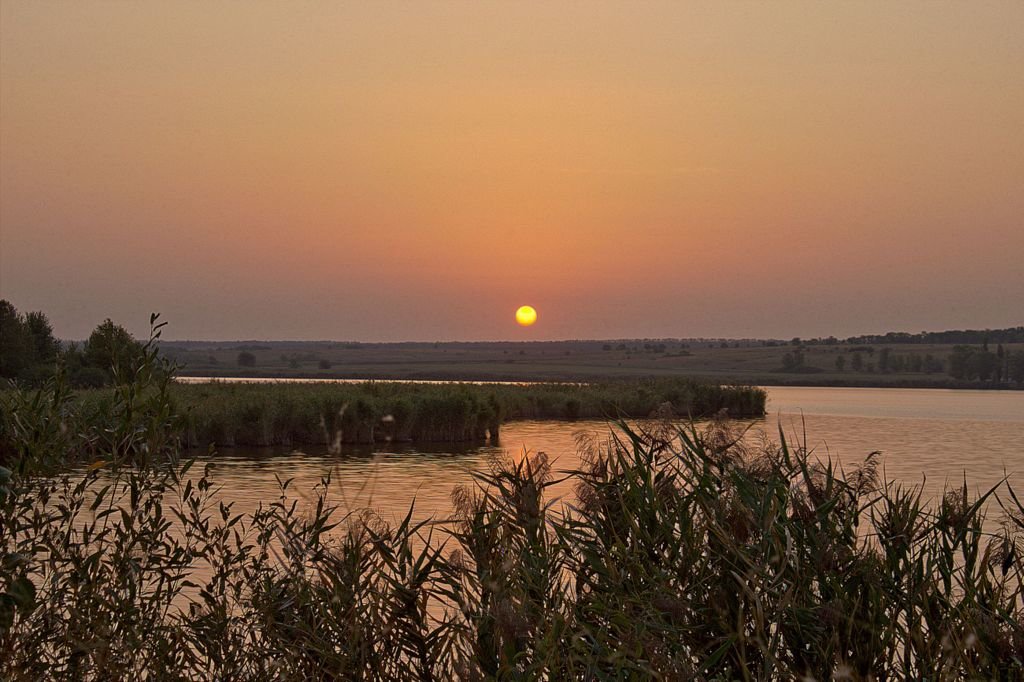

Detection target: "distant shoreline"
[160, 337, 1024, 392]
[174, 370, 1024, 391]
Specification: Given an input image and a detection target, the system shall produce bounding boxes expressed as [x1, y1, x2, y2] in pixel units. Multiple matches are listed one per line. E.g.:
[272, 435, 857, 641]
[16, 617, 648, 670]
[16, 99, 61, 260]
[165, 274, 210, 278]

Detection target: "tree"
[0, 300, 34, 379]
[891, 354, 906, 373]
[1009, 351, 1024, 385]
[923, 354, 943, 374]
[24, 310, 58, 362]
[237, 351, 257, 367]
[909, 355, 922, 373]
[851, 353, 863, 372]
[782, 350, 805, 371]
[878, 348, 890, 373]
[834, 355, 846, 372]
[85, 319, 143, 379]
[966, 351, 998, 383]
[948, 346, 972, 380]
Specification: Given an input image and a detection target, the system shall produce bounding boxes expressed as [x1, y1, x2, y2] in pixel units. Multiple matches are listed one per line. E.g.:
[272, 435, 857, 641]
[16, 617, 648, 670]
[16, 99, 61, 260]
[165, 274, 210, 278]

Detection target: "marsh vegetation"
[166, 379, 766, 448]
[1, 328, 1022, 679]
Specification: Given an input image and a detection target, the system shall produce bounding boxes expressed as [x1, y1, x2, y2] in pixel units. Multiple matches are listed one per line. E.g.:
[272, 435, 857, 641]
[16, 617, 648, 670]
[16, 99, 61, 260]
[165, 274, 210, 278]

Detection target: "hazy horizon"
[46, 323, 1023, 346]
[2, 2, 1022, 342]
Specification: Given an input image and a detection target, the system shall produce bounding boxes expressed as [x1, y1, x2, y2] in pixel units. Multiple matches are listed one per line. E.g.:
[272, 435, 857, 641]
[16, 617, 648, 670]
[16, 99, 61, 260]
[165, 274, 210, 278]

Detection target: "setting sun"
[515, 305, 537, 327]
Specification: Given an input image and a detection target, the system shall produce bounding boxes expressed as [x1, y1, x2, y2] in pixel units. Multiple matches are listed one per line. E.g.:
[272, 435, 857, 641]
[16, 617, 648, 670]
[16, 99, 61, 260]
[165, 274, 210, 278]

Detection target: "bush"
[69, 366, 110, 388]
[84, 319, 144, 381]
[237, 351, 256, 367]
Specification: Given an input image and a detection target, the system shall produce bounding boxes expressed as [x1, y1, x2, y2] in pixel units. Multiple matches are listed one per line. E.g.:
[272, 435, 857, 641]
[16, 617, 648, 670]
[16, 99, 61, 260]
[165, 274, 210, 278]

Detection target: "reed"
[1, 347, 1022, 679]
[162, 378, 765, 448]
[10, 378, 764, 452]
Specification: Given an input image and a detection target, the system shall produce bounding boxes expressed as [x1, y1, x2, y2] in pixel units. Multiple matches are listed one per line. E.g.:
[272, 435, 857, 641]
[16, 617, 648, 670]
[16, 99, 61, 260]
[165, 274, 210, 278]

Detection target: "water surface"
[191, 386, 1023, 525]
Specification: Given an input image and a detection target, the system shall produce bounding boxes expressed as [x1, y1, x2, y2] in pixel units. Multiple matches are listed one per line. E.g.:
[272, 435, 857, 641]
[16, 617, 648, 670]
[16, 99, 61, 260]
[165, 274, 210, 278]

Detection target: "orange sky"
[1, 2, 1022, 340]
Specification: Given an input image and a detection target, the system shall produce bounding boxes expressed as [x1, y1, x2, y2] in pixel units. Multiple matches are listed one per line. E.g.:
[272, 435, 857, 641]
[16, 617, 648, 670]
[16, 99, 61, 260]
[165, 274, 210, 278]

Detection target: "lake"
[187, 386, 1023, 526]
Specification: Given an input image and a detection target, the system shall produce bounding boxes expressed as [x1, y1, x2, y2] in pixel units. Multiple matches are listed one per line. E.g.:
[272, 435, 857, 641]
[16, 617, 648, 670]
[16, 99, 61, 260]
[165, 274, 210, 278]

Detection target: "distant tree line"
[832, 348, 944, 375]
[0, 300, 144, 387]
[762, 327, 1024, 348]
[774, 334, 1024, 386]
[600, 342, 672, 353]
[948, 344, 1024, 385]
[830, 342, 1023, 385]
[844, 327, 1024, 346]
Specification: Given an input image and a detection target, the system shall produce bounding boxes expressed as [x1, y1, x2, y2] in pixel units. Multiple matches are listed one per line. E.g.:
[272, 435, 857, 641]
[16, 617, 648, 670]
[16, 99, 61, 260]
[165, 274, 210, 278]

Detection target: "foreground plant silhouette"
[1, 326, 1022, 679]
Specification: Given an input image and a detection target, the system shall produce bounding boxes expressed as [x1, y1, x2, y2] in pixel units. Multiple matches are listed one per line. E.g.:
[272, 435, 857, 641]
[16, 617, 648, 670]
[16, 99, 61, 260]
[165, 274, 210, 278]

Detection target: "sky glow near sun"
[0, 1, 1021, 341]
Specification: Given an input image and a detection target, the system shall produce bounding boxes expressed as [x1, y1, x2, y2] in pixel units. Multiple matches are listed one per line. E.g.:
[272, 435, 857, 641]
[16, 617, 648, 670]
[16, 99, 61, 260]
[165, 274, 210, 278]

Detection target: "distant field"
[161, 339, 1024, 388]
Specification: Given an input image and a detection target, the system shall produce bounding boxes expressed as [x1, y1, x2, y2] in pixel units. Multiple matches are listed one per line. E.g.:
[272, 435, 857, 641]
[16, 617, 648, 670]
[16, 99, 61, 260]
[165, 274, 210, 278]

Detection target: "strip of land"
[162, 338, 1024, 389]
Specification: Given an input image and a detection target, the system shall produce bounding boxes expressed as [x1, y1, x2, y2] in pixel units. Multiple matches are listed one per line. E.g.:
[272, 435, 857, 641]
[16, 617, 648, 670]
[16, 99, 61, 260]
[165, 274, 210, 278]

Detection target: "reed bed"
[1, 344, 1022, 679]
[157, 378, 764, 448]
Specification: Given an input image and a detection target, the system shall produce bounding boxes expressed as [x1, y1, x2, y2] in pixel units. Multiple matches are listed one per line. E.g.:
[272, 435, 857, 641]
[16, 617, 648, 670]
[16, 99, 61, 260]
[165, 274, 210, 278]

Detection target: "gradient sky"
[2, 2, 1022, 341]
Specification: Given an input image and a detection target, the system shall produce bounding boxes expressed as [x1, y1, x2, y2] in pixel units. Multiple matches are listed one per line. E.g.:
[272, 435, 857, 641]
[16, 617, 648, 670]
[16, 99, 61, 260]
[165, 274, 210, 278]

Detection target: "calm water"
[190, 386, 1023, 526]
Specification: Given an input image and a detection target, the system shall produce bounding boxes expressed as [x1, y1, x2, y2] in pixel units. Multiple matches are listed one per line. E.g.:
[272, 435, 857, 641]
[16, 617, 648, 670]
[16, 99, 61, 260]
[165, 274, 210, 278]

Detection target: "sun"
[515, 305, 538, 327]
